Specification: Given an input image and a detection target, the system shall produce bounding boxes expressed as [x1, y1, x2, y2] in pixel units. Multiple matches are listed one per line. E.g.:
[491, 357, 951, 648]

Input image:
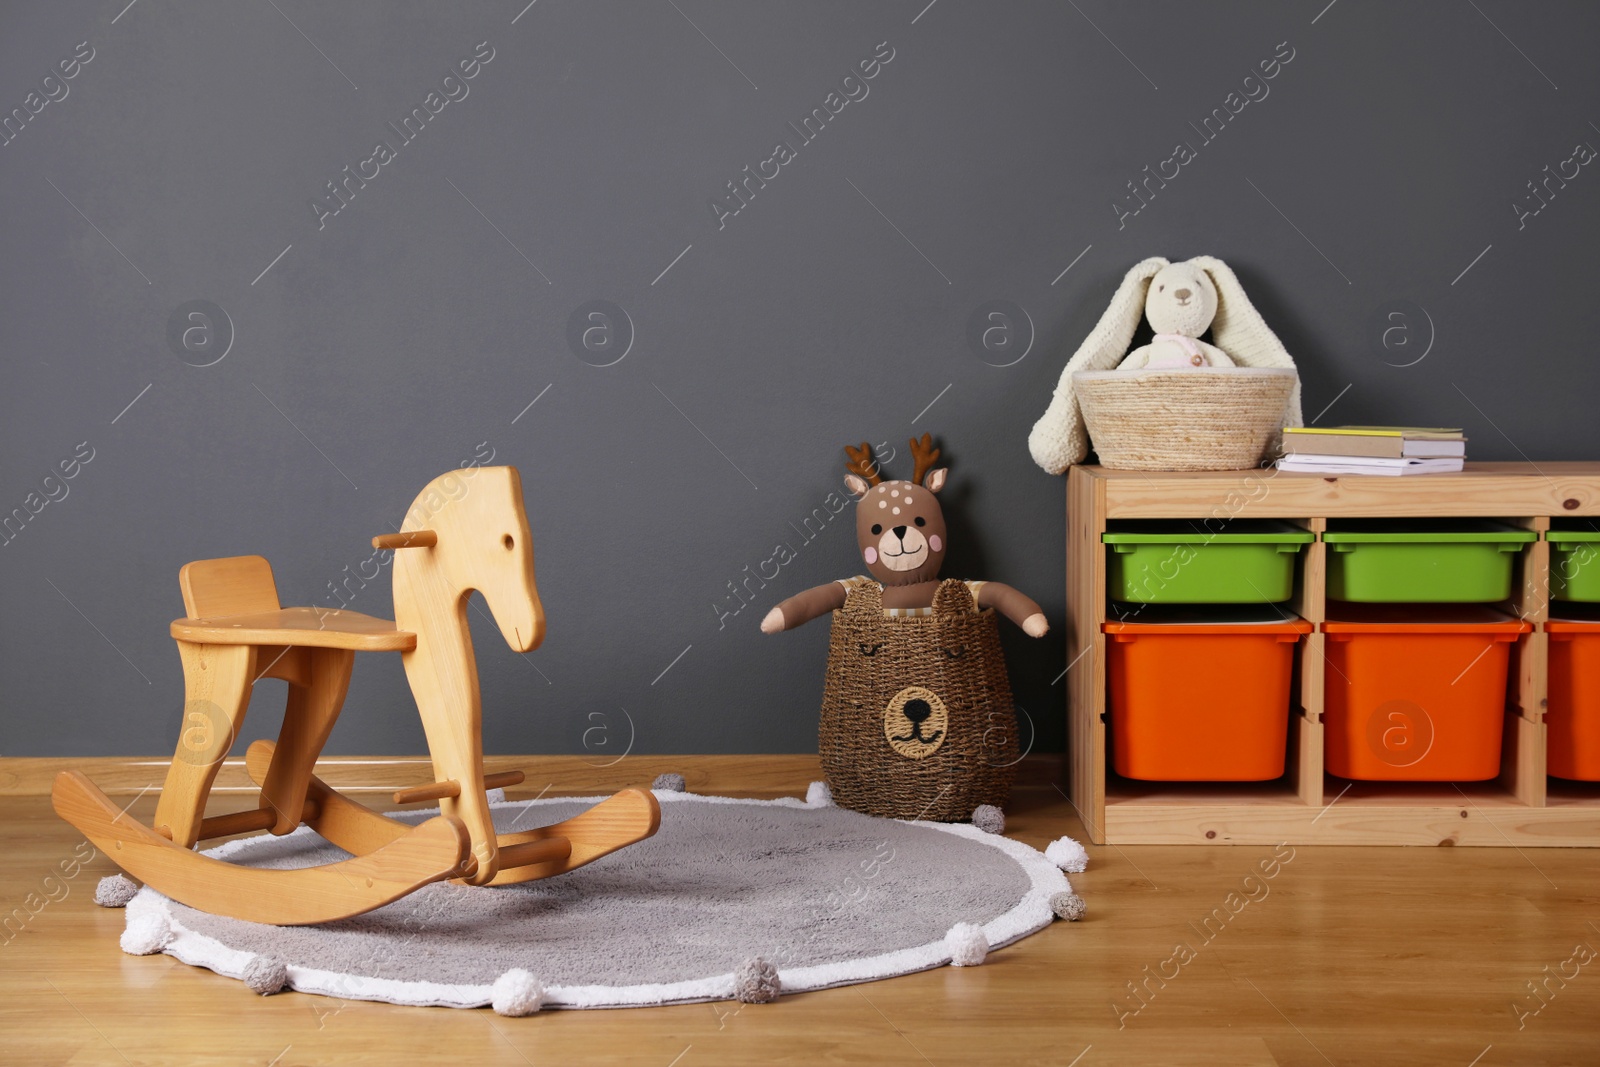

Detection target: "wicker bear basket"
[1073, 366, 1298, 471]
[818, 578, 1017, 821]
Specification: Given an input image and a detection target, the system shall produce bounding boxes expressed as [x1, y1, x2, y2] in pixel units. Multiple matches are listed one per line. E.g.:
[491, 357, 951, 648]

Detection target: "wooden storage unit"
[1066, 462, 1600, 846]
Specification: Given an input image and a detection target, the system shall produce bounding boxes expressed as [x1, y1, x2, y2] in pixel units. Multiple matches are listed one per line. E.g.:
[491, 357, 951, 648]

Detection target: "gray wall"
[3, 1, 1597, 758]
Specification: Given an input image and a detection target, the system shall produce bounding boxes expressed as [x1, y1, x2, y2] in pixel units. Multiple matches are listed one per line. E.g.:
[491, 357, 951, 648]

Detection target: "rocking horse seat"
[171, 607, 416, 652]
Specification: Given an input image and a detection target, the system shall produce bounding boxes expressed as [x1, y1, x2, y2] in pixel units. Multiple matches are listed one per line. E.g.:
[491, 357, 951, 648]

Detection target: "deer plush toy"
[762, 435, 1048, 821]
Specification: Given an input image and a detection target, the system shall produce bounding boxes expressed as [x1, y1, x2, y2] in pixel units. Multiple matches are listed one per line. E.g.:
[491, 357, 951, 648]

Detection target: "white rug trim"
[131, 793, 1075, 1010]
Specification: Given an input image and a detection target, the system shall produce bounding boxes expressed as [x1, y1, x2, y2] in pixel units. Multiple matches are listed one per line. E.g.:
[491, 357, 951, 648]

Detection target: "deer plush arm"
[976, 583, 1050, 638]
[760, 582, 847, 634]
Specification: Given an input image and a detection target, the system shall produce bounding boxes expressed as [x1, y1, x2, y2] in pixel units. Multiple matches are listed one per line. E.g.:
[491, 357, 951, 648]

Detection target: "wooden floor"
[2, 756, 1597, 1066]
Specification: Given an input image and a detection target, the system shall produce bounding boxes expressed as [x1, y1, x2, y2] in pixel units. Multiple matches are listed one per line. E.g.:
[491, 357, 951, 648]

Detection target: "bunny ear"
[1029, 256, 1168, 474]
[1191, 256, 1304, 428]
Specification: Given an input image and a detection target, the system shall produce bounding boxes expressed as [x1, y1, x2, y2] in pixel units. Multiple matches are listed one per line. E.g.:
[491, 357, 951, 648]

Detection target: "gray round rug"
[122, 790, 1078, 1010]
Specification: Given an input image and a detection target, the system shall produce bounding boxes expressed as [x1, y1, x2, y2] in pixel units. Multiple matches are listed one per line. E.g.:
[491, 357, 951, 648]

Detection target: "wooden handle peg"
[371, 530, 438, 550]
[392, 770, 525, 805]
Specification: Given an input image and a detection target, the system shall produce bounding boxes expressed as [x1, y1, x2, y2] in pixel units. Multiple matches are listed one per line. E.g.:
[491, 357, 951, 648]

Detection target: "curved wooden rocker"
[53, 466, 660, 925]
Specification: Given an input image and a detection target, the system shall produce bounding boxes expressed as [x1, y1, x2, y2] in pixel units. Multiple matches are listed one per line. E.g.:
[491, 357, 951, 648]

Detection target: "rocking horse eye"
[1158, 284, 1165, 292]
[914, 516, 925, 527]
[502, 534, 514, 550]
[870, 524, 882, 535]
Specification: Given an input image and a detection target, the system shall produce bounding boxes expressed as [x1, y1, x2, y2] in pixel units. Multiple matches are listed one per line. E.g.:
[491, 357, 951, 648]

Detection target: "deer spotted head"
[843, 435, 948, 586]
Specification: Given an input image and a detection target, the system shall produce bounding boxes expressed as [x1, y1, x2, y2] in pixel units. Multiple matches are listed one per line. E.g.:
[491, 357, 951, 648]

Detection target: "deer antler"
[909, 433, 941, 487]
[844, 442, 883, 487]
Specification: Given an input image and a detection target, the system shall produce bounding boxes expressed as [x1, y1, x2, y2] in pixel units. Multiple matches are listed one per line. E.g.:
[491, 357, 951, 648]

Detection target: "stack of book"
[1277, 427, 1467, 475]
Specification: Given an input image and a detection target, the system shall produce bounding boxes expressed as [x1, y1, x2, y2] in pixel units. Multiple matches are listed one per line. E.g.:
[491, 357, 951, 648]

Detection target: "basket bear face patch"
[883, 686, 948, 759]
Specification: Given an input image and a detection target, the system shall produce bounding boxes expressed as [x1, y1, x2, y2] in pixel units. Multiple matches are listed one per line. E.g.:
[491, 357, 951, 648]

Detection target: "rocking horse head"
[382, 466, 545, 652]
[843, 434, 949, 587]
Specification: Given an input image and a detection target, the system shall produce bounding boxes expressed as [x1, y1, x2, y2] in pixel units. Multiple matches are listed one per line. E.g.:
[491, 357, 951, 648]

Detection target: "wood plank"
[177, 554, 280, 618]
[1103, 801, 1600, 845]
[260, 647, 355, 832]
[1087, 462, 1600, 518]
[1287, 708, 1324, 810]
[0, 753, 831, 797]
[1103, 797, 1599, 846]
[1502, 710, 1547, 808]
[1066, 467, 1107, 843]
[1517, 536, 1551, 723]
[170, 607, 415, 651]
[1293, 519, 1326, 806]
[150, 641, 256, 847]
[1287, 516, 1326, 625]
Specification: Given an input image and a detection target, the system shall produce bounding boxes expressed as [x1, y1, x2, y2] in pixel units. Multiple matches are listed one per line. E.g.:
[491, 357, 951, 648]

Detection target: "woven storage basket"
[1073, 367, 1298, 471]
[819, 579, 1017, 821]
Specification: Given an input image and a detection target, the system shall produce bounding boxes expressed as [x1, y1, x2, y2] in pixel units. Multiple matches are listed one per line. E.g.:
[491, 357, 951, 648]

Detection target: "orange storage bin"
[1323, 606, 1531, 781]
[1547, 620, 1600, 781]
[1103, 613, 1311, 781]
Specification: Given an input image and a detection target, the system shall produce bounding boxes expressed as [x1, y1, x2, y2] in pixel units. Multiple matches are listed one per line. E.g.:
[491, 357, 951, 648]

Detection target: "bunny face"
[1144, 261, 1218, 338]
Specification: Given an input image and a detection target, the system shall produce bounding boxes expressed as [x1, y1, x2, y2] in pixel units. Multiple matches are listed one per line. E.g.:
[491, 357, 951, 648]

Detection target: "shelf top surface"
[1077, 461, 1600, 480]
[1072, 462, 1600, 518]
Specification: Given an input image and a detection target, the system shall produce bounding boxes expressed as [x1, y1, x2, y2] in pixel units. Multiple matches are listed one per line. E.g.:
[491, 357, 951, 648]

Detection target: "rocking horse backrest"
[178, 555, 281, 619]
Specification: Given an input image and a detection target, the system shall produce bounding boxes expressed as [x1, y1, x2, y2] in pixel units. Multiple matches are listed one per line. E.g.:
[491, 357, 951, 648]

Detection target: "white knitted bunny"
[1027, 256, 1302, 474]
[1118, 261, 1232, 370]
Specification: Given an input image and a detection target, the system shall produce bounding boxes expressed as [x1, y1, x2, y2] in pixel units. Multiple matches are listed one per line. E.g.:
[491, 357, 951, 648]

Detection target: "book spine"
[1283, 437, 1401, 458]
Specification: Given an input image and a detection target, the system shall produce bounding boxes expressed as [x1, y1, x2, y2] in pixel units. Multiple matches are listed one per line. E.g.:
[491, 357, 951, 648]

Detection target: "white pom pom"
[652, 773, 687, 793]
[95, 874, 140, 908]
[945, 922, 989, 967]
[805, 781, 834, 807]
[1045, 835, 1089, 873]
[491, 968, 546, 1016]
[120, 911, 171, 956]
[485, 787, 508, 804]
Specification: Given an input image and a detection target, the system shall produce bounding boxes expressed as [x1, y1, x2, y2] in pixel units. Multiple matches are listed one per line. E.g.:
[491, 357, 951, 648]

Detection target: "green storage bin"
[1103, 521, 1313, 604]
[1323, 520, 1535, 603]
[1548, 529, 1600, 601]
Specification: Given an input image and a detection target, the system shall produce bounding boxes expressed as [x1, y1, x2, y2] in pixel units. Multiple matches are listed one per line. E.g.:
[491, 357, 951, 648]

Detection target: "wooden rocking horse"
[52, 466, 660, 925]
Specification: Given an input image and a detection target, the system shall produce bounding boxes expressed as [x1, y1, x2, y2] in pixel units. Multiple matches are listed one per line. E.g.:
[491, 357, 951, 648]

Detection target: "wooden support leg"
[259, 648, 354, 834]
[153, 642, 256, 848]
